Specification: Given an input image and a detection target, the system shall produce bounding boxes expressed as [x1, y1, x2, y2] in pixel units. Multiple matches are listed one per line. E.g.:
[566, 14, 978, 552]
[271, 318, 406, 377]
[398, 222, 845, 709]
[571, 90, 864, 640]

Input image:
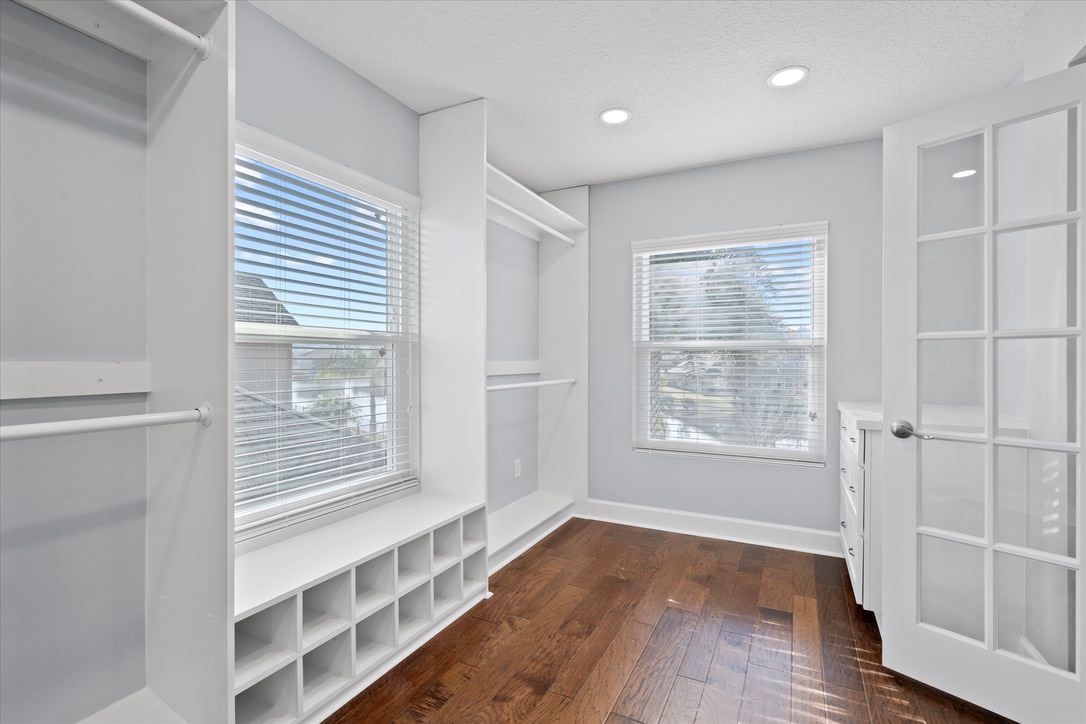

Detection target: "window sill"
[633, 445, 826, 468]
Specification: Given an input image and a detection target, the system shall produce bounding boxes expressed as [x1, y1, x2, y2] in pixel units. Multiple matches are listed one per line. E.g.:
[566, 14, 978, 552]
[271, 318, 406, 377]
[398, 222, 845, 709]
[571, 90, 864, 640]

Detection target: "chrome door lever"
[890, 419, 936, 440]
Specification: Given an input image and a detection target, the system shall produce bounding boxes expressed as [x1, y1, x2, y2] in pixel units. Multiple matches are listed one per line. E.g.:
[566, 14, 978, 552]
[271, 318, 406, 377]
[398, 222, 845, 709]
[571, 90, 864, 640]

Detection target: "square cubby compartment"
[398, 580, 431, 643]
[433, 563, 462, 620]
[397, 534, 430, 593]
[355, 602, 396, 676]
[234, 597, 297, 693]
[432, 520, 461, 574]
[463, 548, 487, 599]
[462, 508, 486, 555]
[302, 629, 352, 712]
[355, 551, 395, 621]
[302, 572, 351, 650]
[235, 659, 298, 724]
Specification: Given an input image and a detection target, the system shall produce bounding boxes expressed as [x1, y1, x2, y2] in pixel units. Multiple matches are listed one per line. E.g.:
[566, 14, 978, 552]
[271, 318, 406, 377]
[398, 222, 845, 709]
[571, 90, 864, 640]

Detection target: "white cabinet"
[838, 402, 882, 616]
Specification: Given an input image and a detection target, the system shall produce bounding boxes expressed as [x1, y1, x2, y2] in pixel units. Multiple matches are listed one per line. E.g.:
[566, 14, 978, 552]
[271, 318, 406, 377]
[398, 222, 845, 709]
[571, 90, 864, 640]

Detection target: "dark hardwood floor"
[327, 519, 1007, 723]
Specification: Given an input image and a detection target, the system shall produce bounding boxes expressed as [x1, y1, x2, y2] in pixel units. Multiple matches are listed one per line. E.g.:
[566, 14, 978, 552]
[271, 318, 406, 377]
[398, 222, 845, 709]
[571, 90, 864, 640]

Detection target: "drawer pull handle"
[849, 437, 857, 443]
[840, 467, 847, 474]
[840, 521, 846, 529]
[848, 485, 856, 493]
[841, 425, 847, 430]
[848, 547, 856, 557]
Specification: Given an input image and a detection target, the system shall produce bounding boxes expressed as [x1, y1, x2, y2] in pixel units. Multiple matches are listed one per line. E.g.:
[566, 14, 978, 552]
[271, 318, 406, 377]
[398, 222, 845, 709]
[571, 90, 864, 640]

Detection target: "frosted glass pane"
[997, 553, 1076, 673]
[919, 237, 984, 333]
[997, 108, 1077, 224]
[921, 440, 985, 537]
[920, 135, 984, 236]
[996, 224, 1077, 330]
[996, 446, 1076, 558]
[919, 339, 984, 434]
[919, 535, 984, 641]
[996, 338, 1076, 443]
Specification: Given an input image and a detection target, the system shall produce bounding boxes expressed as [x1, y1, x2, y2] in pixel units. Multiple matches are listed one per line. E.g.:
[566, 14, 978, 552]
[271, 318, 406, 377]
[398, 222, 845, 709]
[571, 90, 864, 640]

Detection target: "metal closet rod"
[0, 404, 213, 442]
[104, 0, 211, 60]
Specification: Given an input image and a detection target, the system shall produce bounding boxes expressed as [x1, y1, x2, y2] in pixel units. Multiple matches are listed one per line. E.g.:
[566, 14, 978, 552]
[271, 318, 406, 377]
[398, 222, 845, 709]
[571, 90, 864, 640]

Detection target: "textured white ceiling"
[250, 0, 1032, 191]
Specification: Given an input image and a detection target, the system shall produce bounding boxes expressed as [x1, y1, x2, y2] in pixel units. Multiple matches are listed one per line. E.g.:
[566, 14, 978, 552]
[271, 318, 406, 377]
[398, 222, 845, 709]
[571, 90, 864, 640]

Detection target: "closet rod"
[0, 404, 213, 442]
[104, 0, 211, 60]
[486, 379, 576, 392]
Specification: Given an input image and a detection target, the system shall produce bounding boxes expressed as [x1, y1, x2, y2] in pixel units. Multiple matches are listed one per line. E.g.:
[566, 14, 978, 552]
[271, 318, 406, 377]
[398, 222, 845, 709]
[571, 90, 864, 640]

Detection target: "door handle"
[890, 419, 937, 440]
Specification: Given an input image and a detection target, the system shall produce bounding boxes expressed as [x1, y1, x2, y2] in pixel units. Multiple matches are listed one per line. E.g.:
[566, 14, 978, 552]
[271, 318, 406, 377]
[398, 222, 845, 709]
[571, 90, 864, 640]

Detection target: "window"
[632, 222, 827, 464]
[233, 141, 419, 539]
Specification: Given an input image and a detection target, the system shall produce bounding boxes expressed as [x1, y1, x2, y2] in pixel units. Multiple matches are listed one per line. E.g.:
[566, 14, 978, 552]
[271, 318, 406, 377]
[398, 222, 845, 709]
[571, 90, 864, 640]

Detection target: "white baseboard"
[576, 498, 842, 558]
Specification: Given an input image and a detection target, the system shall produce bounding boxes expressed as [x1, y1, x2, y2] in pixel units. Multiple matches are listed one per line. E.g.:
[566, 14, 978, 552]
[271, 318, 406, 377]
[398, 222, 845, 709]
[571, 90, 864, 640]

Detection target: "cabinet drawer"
[839, 440, 864, 525]
[839, 409, 861, 458]
[840, 493, 864, 605]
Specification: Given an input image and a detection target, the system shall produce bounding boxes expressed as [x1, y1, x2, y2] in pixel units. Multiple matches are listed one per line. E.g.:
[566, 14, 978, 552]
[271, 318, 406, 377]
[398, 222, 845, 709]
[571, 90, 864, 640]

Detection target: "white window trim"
[631, 220, 829, 466]
[232, 125, 421, 546]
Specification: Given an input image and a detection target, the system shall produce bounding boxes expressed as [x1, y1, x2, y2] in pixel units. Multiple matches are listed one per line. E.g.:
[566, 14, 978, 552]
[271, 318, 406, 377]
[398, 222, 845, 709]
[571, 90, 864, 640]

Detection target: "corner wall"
[587, 140, 882, 533]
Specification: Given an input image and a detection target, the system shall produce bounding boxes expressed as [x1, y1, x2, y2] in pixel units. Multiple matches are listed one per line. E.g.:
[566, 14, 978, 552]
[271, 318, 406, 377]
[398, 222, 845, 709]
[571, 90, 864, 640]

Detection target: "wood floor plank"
[612, 607, 699, 723]
[550, 575, 645, 698]
[748, 607, 792, 672]
[791, 595, 828, 724]
[560, 617, 655, 723]
[676, 571, 728, 682]
[738, 662, 791, 723]
[526, 692, 574, 723]
[822, 681, 870, 724]
[758, 562, 795, 613]
[738, 544, 766, 574]
[660, 675, 705, 724]
[693, 631, 750, 724]
[720, 569, 761, 637]
[815, 580, 865, 693]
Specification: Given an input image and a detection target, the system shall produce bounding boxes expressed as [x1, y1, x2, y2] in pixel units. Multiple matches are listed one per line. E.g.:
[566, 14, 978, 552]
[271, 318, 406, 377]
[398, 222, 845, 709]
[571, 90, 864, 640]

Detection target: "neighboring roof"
[235, 273, 299, 325]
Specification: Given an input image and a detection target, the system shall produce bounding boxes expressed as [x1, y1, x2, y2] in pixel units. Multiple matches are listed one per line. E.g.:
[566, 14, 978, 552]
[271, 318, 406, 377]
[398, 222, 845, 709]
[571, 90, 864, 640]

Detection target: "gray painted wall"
[0, 1, 148, 720]
[236, 0, 420, 195]
[486, 221, 540, 511]
[588, 139, 883, 531]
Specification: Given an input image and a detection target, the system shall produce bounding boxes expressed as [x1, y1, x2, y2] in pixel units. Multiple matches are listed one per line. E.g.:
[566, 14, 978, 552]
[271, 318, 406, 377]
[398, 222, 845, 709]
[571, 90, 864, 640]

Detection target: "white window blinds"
[234, 148, 419, 538]
[632, 222, 827, 464]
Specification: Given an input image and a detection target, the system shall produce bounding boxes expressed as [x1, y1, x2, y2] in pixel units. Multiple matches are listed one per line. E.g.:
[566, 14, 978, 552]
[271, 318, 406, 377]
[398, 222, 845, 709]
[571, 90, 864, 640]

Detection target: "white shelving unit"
[483, 149, 589, 570]
[233, 494, 487, 723]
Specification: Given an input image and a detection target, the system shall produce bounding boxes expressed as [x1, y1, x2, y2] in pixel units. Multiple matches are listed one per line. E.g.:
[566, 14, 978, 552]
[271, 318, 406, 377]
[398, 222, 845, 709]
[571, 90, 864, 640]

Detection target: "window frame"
[631, 221, 829, 466]
[232, 124, 421, 542]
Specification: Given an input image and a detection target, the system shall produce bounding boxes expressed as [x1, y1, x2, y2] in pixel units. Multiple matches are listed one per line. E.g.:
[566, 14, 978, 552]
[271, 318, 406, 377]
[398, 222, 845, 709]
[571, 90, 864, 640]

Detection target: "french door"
[883, 65, 1085, 722]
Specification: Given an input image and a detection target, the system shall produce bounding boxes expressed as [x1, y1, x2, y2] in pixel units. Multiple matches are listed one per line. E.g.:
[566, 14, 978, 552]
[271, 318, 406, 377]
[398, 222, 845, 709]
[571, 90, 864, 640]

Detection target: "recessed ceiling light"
[600, 108, 632, 125]
[768, 65, 808, 88]
[952, 169, 977, 179]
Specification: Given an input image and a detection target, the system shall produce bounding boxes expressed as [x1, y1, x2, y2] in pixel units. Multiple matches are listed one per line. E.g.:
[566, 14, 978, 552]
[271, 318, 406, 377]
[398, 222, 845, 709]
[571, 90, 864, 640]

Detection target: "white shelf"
[354, 590, 395, 622]
[487, 377, 575, 392]
[398, 617, 429, 643]
[77, 688, 186, 724]
[463, 580, 487, 599]
[433, 553, 459, 574]
[397, 570, 429, 593]
[301, 609, 349, 651]
[234, 633, 295, 693]
[235, 662, 298, 724]
[486, 163, 584, 245]
[462, 539, 487, 558]
[355, 638, 396, 674]
[486, 359, 541, 377]
[235, 493, 482, 618]
[488, 490, 574, 555]
[302, 666, 350, 712]
[302, 631, 352, 712]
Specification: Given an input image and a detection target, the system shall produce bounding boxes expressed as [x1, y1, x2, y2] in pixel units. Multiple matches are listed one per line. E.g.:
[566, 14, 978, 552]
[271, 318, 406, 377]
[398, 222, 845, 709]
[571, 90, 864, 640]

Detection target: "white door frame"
[882, 65, 1085, 723]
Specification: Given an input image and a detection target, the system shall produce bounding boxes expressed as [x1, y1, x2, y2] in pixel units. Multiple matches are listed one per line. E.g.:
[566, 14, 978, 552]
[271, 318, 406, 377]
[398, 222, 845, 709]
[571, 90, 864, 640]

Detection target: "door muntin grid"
[915, 105, 1080, 674]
